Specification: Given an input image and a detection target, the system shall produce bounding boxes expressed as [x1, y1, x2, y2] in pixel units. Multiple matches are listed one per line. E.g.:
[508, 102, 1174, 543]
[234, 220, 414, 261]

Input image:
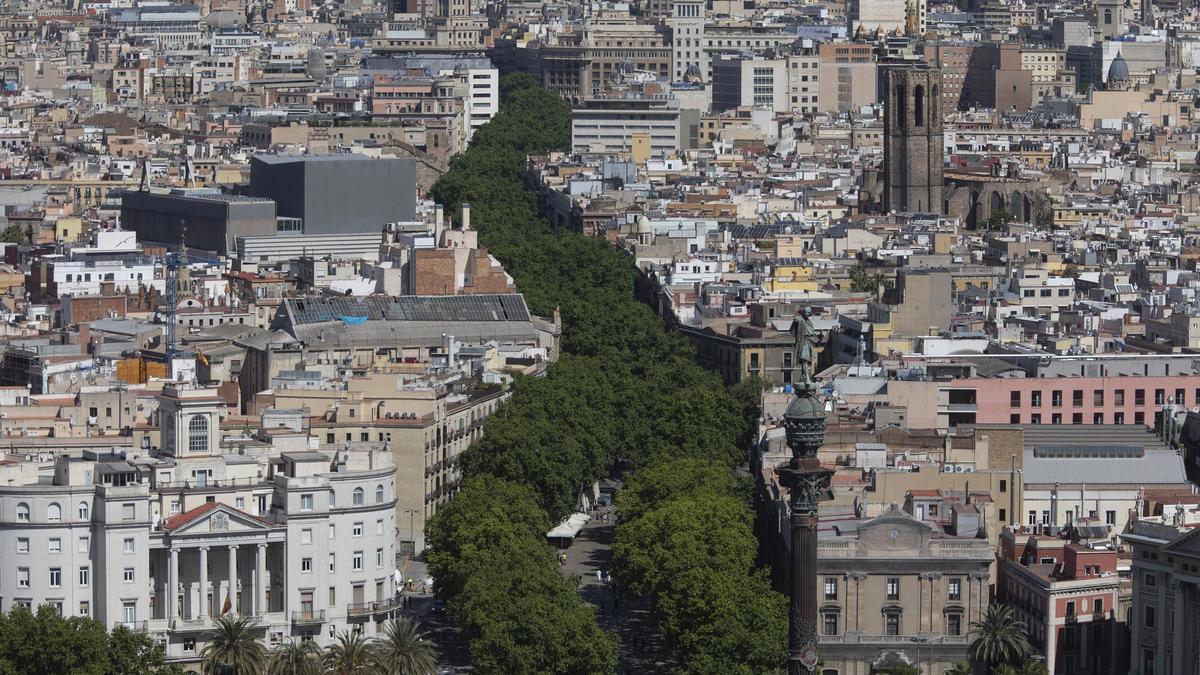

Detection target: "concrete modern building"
[710, 54, 788, 113]
[571, 96, 681, 156]
[248, 155, 418, 235]
[121, 189, 277, 255]
[0, 385, 397, 665]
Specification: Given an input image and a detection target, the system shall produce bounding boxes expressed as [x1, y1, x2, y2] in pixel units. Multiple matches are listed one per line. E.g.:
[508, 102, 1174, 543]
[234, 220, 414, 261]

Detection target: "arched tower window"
[894, 84, 906, 130]
[1104, 8, 1112, 23]
[47, 503, 61, 522]
[188, 416, 209, 454]
[914, 85, 925, 127]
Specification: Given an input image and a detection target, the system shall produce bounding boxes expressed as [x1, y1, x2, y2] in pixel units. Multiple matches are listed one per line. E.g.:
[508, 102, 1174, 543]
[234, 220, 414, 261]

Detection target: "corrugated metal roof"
[283, 294, 531, 325]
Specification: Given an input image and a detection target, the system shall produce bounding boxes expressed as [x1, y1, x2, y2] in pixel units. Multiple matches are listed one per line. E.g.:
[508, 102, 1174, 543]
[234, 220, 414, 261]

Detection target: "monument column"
[779, 309, 833, 674]
[198, 546, 209, 619]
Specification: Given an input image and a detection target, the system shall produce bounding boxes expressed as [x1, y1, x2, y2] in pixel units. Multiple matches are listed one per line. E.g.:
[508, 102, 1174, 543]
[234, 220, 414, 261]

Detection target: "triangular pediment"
[1163, 525, 1200, 557]
[165, 502, 273, 536]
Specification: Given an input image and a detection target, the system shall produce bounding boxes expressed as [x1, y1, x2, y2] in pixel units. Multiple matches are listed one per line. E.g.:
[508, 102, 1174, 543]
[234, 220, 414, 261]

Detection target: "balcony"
[1065, 613, 1077, 625]
[346, 603, 373, 620]
[820, 634, 971, 645]
[1093, 610, 1110, 622]
[372, 597, 402, 615]
[123, 621, 149, 632]
[291, 610, 325, 624]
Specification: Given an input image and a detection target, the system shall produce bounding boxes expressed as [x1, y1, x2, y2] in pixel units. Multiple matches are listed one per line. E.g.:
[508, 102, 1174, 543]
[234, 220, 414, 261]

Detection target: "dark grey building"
[883, 64, 944, 214]
[121, 189, 277, 255]
[249, 155, 417, 234]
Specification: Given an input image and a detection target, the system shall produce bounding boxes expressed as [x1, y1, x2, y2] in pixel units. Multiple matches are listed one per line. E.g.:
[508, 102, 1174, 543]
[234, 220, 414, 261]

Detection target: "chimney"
[434, 204, 444, 243]
[461, 203, 471, 231]
[79, 323, 90, 355]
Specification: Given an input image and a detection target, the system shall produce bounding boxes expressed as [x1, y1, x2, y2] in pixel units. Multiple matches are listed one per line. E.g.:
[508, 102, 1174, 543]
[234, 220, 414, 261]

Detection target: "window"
[886, 577, 900, 601]
[948, 613, 961, 635]
[188, 415, 209, 453]
[301, 528, 313, 545]
[79, 567, 89, 586]
[1031, 391, 1042, 407]
[352, 551, 363, 571]
[300, 494, 314, 512]
[375, 485, 385, 503]
[77, 502, 89, 520]
[1143, 649, 1155, 675]
[1115, 389, 1125, 405]
[17, 568, 28, 588]
[825, 577, 838, 600]
[16, 502, 28, 521]
[17, 537, 29, 553]
[123, 538, 134, 554]
[1010, 391, 1021, 407]
[301, 557, 313, 572]
[1072, 390, 1083, 407]
[1094, 598, 1103, 613]
[1031, 414, 1041, 424]
[885, 612, 900, 635]
[1051, 390, 1063, 407]
[49, 538, 61, 554]
[1042, 511, 1050, 525]
[1094, 413, 1104, 424]
[353, 487, 364, 506]
[353, 522, 363, 537]
[49, 568, 61, 587]
[948, 578, 961, 601]
[1135, 389, 1145, 405]
[823, 613, 838, 635]
[1106, 510, 1116, 525]
[376, 519, 384, 536]
[1052, 413, 1062, 425]
[999, 480, 1007, 493]
[184, 638, 196, 653]
[1066, 600, 1076, 616]
[376, 548, 384, 567]
[1155, 389, 1165, 405]
[47, 503, 61, 522]
[329, 524, 335, 539]
[1145, 605, 1156, 628]
[329, 553, 336, 572]
[1094, 390, 1104, 406]
[1072, 413, 1083, 424]
[122, 503, 135, 520]
[79, 601, 89, 617]
[123, 568, 134, 582]
[329, 587, 336, 605]
[1115, 412, 1125, 424]
[1028, 510, 1037, 525]
[235, 497, 245, 510]
[1145, 572, 1157, 587]
[1136, 411, 1145, 425]
[78, 536, 89, 553]
[1010, 414, 1020, 424]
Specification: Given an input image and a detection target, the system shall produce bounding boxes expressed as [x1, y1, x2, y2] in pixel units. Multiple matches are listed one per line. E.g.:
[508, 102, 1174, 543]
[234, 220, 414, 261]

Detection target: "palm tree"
[947, 662, 973, 675]
[374, 617, 438, 675]
[266, 638, 322, 675]
[201, 615, 268, 675]
[324, 630, 376, 675]
[968, 605, 1031, 667]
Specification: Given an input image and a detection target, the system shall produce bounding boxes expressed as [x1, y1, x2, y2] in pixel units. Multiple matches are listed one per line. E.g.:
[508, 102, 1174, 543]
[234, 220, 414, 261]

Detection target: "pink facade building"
[954, 374, 1200, 426]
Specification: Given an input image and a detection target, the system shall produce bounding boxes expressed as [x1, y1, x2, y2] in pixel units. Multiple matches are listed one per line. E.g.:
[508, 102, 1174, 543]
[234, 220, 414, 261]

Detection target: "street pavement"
[562, 509, 675, 674]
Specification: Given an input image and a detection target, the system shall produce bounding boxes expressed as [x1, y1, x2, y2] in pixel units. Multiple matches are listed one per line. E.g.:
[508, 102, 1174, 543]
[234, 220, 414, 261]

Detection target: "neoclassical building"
[0, 385, 397, 664]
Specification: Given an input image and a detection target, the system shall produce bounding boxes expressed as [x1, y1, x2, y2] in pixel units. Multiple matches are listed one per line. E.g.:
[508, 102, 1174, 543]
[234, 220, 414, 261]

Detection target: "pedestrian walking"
[596, 569, 603, 582]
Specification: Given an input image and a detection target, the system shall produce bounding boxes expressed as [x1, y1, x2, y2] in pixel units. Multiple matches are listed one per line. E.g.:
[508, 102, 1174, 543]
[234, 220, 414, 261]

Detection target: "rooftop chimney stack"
[461, 203, 471, 231]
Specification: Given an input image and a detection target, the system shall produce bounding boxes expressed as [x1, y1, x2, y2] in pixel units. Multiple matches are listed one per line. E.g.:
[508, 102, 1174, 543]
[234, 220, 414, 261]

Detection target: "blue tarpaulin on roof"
[337, 315, 368, 325]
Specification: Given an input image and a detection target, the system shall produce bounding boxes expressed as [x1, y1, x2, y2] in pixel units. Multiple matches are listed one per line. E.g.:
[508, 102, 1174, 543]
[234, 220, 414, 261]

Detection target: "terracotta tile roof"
[162, 501, 272, 531]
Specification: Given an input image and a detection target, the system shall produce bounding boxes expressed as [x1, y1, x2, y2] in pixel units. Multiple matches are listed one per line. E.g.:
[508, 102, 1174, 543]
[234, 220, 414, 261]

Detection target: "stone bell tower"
[883, 64, 944, 214]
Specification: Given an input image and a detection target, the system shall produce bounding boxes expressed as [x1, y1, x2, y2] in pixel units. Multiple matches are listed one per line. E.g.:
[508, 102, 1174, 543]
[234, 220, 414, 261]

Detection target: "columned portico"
[227, 544, 238, 614]
[198, 547, 208, 619]
[152, 502, 286, 625]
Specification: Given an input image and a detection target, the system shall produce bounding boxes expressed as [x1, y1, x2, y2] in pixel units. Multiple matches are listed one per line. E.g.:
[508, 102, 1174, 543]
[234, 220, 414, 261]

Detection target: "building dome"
[1108, 52, 1130, 83]
[636, 215, 651, 235]
[65, 29, 80, 43]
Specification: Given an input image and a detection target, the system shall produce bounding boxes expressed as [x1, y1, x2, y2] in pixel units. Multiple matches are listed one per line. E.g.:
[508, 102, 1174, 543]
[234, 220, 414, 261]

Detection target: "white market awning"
[546, 512, 590, 539]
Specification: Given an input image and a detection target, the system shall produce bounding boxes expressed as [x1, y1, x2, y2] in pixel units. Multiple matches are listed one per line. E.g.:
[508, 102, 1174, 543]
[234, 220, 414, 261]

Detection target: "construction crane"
[164, 227, 187, 363]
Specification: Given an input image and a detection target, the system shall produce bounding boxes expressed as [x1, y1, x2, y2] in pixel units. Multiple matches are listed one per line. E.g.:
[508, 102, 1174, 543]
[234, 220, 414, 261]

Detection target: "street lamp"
[911, 635, 929, 673]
